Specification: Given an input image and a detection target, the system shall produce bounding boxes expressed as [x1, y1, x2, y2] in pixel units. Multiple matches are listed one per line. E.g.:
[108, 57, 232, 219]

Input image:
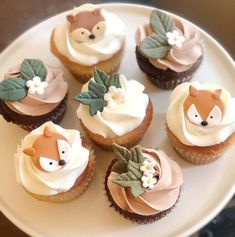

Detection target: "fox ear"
[66, 15, 76, 23]
[189, 85, 199, 97]
[23, 147, 36, 157]
[93, 8, 102, 16]
[212, 89, 222, 99]
[43, 126, 53, 137]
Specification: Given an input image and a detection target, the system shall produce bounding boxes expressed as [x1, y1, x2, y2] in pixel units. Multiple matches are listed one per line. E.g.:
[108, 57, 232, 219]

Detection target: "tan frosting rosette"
[135, 10, 203, 72]
[106, 144, 183, 220]
[0, 59, 68, 116]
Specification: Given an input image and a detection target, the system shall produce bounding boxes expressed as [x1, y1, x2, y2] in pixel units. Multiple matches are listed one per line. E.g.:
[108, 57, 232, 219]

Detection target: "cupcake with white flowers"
[105, 144, 183, 223]
[135, 9, 203, 89]
[0, 59, 68, 131]
[74, 68, 153, 151]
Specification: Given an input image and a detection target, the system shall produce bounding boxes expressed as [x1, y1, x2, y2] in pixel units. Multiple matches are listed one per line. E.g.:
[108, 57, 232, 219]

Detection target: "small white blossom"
[26, 76, 48, 95]
[140, 159, 156, 176]
[141, 173, 157, 189]
[104, 86, 125, 108]
[166, 30, 185, 48]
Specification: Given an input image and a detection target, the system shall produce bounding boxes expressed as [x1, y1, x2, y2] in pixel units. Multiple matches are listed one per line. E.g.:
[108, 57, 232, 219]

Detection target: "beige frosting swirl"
[5, 64, 68, 116]
[107, 149, 183, 215]
[135, 16, 202, 72]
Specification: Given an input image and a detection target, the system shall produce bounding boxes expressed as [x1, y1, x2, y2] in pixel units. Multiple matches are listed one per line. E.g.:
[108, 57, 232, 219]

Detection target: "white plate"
[0, 3, 234, 237]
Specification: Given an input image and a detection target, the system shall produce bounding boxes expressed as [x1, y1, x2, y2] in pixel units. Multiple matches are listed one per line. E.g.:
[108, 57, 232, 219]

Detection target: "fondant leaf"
[130, 146, 144, 163]
[74, 80, 107, 116]
[108, 73, 121, 89]
[150, 10, 174, 35]
[112, 161, 128, 174]
[112, 143, 131, 162]
[20, 59, 47, 81]
[112, 159, 145, 197]
[139, 34, 171, 59]
[0, 77, 27, 101]
[93, 67, 109, 90]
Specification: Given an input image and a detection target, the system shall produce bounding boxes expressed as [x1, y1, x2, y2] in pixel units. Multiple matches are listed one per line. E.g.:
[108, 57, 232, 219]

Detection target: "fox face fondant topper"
[23, 126, 72, 172]
[67, 8, 106, 43]
[183, 85, 225, 127]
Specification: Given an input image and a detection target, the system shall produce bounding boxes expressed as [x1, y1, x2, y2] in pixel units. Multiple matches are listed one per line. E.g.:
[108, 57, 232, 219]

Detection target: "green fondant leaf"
[130, 145, 144, 163]
[112, 143, 131, 162]
[108, 73, 121, 89]
[139, 34, 171, 59]
[112, 159, 145, 197]
[0, 77, 27, 101]
[93, 67, 109, 90]
[20, 59, 47, 81]
[74, 80, 107, 116]
[112, 161, 128, 174]
[150, 10, 174, 35]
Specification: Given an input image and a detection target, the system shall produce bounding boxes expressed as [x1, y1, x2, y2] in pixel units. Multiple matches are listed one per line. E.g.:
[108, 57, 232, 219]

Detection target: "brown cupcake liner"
[135, 46, 203, 90]
[25, 138, 95, 203]
[50, 30, 125, 83]
[0, 97, 67, 131]
[166, 126, 235, 165]
[104, 159, 179, 224]
[80, 100, 153, 151]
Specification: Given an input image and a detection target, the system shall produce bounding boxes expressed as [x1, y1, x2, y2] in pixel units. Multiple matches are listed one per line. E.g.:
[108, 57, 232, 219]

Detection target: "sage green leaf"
[0, 77, 27, 101]
[108, 73, 121, 88]
[130, 146, 144, 163]
[112, 143, 131, 162]
[112, 173, 145, 197]
[139, 34, 171, 59]
[112, 159, 145, 197]
[150, 10, 174, 35]
[112, 161, 128, 174]
[20, 59, 47, 81]
[74, 80, 107, 116]
[93, 67, 109, 89]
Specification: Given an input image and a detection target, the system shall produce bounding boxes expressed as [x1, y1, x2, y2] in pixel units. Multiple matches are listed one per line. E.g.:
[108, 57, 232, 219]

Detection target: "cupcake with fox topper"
[15, 121, 95, 202]
[51, 4, 125, 83]
[74, 68, 153, 151]
[0, 59, 68, 131]
[135, 9, 203, 90]
[166, 82, 235, 165]
[105, 144, 183, 223]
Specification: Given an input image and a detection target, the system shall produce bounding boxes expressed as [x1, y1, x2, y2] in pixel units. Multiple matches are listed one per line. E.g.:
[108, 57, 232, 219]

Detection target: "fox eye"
[210, 116, 213, 119]
[57, 140, 72, 163]
[206, 105, 222, 127]
[39, 157, 60, 172]
[187, 104, 203, 126]
[195, 115, 198, 117]
[96, 26, 100, 30]
[81, 32, 84, 35]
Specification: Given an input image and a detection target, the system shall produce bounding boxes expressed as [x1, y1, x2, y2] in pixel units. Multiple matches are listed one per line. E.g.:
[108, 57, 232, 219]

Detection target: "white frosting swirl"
[166, 82, 235, 146]
[53, 4, 125, 66]
[15, 122, 89, 195]
[77, 75, 149, 138]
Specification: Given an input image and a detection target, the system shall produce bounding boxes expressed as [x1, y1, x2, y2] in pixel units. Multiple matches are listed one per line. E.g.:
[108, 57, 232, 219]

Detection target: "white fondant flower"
[140, 159, 156, 176]
[141, 173, 157, 189]
[26, 76, 48, 95]
[166, 30, 185, 48]
[104, 86, 125, 108]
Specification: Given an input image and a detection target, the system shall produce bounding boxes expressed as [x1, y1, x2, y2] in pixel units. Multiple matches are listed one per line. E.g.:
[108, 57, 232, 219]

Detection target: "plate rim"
[0, 3, 234, 237]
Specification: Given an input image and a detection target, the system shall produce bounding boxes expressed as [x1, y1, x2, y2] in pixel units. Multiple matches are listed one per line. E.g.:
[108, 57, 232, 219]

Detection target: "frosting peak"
[167, 82, 235, 146]
[15, 122, 89, 195]
[53, 4, 125, 66]
[136, 10, 203, 72]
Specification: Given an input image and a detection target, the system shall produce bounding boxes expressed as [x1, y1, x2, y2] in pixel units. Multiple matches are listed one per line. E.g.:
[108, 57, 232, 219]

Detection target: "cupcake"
[135, 9, 203, 89]
[0, 59, 68, 131]
[15, 122, 95, 203]
[166, 82, 235, 164]
[51, 4, 125, 83]
[74, 68, 153, 151]
[105, 144, 183, 224]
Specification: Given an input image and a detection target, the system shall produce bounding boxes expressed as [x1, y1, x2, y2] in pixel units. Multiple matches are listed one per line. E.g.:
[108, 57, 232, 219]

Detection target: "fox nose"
[59, 159, 66, 166]
[89, 34, 95, 39]
[201, 120, 208, 126]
